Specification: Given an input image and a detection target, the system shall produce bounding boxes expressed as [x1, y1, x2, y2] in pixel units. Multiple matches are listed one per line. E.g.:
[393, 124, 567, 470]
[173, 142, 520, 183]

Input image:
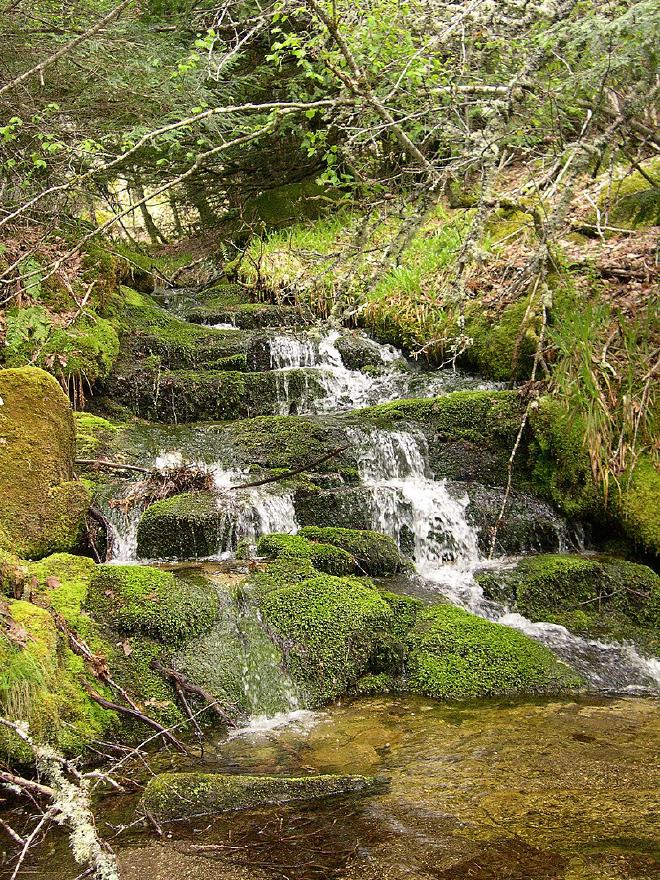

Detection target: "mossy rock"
[224, 414, 352, 471]
[140, 771, 386, 822]
[297, 526, 407, 576]
[0, 550, 29, 599]
[477, 553, 659, 651]
[257, 533, 354, 575]
[256, 574, 397, 705]
[74, 412, 118, 458]
[187, 301, 308, 329]
[103, 362, 324, 423]
[405, 604, 582, 699]
[5, 311, 120, 389]
[137, 491, 231, 559]
[0, 598, 114, 762]
[334, 332, 393, 370]
[0, 367, 90, 559]
[87, 564, 218, 645]
[28, 553, 97, 632]
[293, 485, 374, 531]
[614, 456, 660, 557]
[116, 288, 248, 369]
[598, 158, 660, 229]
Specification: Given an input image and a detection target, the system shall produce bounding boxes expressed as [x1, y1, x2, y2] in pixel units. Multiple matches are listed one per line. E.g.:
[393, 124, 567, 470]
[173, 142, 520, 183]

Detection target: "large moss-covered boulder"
[140, 771, 386, 822]
[256, 572, 397, 704]
[614, 456, 660, 557]
[87, 564, 218, 645]
[256, 533, 354, 575]
[405, 604, 582, 699]
[478, 554, 660, 652]
[0, 367, 90, 559]
[137, 491, 226, 559]
[297, 526, 407, 575]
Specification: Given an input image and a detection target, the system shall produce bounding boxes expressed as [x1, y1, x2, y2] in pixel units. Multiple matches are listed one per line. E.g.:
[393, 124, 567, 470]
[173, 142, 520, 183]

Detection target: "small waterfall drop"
[349, 427, 660, 692]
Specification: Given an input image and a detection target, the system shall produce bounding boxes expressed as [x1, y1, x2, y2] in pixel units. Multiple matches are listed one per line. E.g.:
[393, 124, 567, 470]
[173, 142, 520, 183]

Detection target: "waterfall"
[350, 427, 660, 692]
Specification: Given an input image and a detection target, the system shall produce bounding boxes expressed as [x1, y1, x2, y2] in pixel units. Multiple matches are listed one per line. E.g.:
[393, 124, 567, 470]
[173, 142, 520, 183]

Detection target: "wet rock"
[0, 366, 90, 559]
[136, 491, 229, 559]
[477, 554, 660, 653]
[102, 364, 325, 422]
[405, 603, 583, 699]
[139, 771, 387, 822]
[335, 331, 394, 370]
[452, 482, 574, 556]
[189, 302, 308, 329]
[293, 485, 374, 531]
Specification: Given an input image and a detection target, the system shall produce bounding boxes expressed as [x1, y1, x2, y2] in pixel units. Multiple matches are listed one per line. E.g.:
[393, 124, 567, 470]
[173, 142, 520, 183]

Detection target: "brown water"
[23, 694, 659, 880]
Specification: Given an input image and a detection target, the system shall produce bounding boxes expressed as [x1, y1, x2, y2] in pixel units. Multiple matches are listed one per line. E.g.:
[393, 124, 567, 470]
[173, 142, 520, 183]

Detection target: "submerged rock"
[139, 771, 387, 822]
[405, 604, 583, 699]
[0, 366, 90, 559]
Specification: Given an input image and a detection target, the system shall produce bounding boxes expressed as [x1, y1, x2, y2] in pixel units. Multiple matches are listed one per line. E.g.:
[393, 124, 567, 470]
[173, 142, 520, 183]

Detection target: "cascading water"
[349, 426, 660, 692]
[267, 328, 495, 415]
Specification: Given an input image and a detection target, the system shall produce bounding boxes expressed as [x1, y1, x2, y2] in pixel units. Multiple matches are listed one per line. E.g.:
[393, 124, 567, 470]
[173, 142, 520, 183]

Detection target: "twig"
[150, 660, 237, 726]
[75, 458, 150, 473]
[230, 444, 350, 489]
[82, 682, 187, 752]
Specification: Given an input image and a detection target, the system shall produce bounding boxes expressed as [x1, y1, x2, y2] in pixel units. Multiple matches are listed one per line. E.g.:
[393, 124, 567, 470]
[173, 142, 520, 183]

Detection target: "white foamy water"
[268, 329, 492, 415]
[349, 427, 660, 692]
[227, 709, 319, 740]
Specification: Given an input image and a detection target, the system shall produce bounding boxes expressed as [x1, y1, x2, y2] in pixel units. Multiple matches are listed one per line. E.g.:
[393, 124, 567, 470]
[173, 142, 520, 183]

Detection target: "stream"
[47, 314, 660, 878]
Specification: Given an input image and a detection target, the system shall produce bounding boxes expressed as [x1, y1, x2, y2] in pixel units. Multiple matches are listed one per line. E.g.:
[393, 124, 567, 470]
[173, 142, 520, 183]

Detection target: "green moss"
[405, 604, 582, 699]
[615, 456, 660, 556]
[528, 396, 600, 519]
[297, 526, 407, 576]
[140, 770, 384, 822]
[0, 551, 28, 598]
[257, 533, 354, 575]
[0, 367, 90, 559]
[137, 491, 227, 559]
[116, 288, 246, 369]
[256, 574, 395, 705]
[225, 414, 351, 471]
[0, 599, 113, 762]
[87, 564, 218, 645]
[478, 553, 659, 648]
[462, 296, 538, 381]
[74, 412, 119, 458]
[600, 158, 660, 228]
[28, 553, 96, 632]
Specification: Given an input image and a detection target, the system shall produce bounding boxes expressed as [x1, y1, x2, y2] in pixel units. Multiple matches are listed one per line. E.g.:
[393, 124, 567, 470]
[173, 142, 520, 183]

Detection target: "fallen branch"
[151, 660, 238, 727]
[75, 459, 150, 474]
[82, 682, 187, 752]
[231, 444, 350, 489]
